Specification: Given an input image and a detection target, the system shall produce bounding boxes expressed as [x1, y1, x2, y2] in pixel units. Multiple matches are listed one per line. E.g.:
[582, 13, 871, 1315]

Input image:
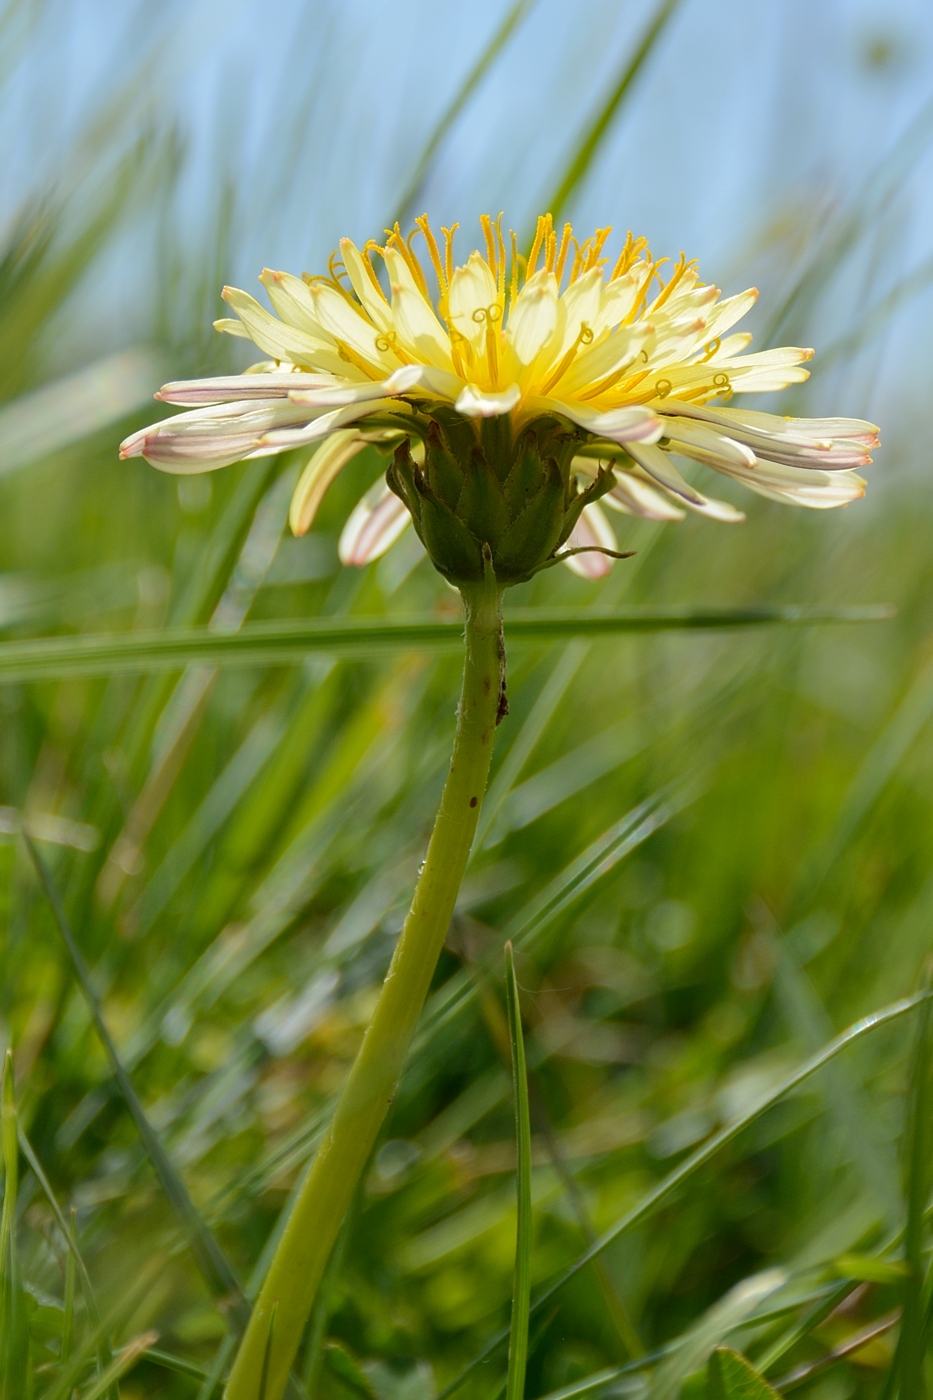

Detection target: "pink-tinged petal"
[542, 399, 662, 445]
[290, 431, 369, 536]
[156, 373, 337, 405]
[660, 419, 757, 470]
[559, 503, 618, 578]
[605, 471, 686, 521]
[259, 398, 403, 450]
[455, 383, 521, 417]
[338, 484, 412, 566]
[625, 441, 745, 522]
[660, 401, 879, 454]
[120, 399, 315, 473]
[287, 379, 403, 409]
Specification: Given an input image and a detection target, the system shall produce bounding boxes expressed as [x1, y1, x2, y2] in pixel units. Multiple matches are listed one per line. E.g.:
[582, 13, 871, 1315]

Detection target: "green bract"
[386, 412, 620, 585]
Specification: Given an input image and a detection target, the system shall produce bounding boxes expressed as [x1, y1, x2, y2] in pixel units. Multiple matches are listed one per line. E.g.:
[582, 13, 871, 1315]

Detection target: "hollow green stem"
[225, 568, 504, 1400]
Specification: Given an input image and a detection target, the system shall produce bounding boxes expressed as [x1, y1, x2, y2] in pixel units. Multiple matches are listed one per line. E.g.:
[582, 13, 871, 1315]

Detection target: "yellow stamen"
[584, 227, 613, 274]
[406, 229, 432, 298]
[544, 226, 558, 274]
[538, 320, 594, 395]
[626, 257, 669, 323]
[448, 327, 471, 381]
[554, 222, 573, 284]
[526, 214, 549, 282]
[334, 339, 385, 378]
[384, 223, 430, 298]
[650, 253, 698, 312]
[495, 214, 507, 300]
[509, 229, 520, 304]
[480, 214, 498, 284]
[361, 241, 391, 304]
[414, 215, 447, 295]
[441, 223, 459, 286]
[610, 231, 649, 280]
[569, 237, 588, 284]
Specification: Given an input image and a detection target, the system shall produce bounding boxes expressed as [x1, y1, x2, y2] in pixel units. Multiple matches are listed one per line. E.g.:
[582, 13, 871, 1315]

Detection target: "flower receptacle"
[386, 415, 617, 586]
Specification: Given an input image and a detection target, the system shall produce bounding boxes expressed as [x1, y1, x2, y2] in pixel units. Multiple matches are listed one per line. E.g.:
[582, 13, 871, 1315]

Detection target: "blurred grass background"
[3, 0, 933, 1395]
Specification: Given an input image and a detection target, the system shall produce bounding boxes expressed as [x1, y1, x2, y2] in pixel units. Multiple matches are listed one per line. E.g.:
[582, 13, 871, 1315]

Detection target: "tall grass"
[2, 1, 933, 1396]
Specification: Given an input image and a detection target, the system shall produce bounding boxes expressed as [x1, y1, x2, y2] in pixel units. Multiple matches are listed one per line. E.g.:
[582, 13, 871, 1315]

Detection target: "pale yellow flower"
[121, 215, 878, 582]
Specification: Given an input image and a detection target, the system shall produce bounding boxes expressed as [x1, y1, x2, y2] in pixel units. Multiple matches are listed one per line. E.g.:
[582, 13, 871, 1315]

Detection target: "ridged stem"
[225, 567, 504, 1400]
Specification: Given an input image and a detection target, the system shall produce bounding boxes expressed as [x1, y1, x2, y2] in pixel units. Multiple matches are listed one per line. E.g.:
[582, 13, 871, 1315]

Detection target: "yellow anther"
[538, 320, 595, 395]
[626, 257, 669, 323]
[585, 227, 613, 272]
[509, 229, 520, 303]
[384, 222, 430, 298]
[328, 253, 351, 291]
[413, 215, 447, 295]
[495, 214, 507, 299]
[610, 231, 650, 281]
[335, 340, 382, 377]
[554, 222, 574, 284]
[651, 252, 698, 312]
[360, 241, 391, 304]
[544, 226, 558, 274]
[526, 214, 549, 283]
[441, 223, 459, 286]
[448, 324, 472, 379]
[480, 214, 498, 283]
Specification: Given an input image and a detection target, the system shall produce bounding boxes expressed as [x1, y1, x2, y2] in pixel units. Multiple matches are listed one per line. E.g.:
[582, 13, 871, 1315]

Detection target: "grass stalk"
[504, 942, 532, 1400]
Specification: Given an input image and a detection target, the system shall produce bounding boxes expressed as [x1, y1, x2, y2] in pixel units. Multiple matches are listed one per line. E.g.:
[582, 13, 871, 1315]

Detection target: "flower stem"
[225, 564, 504, 1400]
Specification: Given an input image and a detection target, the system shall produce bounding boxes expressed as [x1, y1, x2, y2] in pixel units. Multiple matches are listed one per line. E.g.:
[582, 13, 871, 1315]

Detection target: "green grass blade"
[546, 0, 683, 221]
[418, 781, 695, 1053]
[647, 1275, 785, 1400]
[762, 92, 933, 344]
[75, 1333, 159, 1400]
[0, 605, 893, 683]
[142, 1346, 210, 1380]
[707, 1347, 781, 1399]
[0, 1051, 30, 1400]
[792, 650, 933, 911]
[505, 943, 533, 1400]
[390, 0, 539, 228]
[896, 966, 933, 1398]
[22, 836, 251, 1336]
[436, 991, 931, 1400]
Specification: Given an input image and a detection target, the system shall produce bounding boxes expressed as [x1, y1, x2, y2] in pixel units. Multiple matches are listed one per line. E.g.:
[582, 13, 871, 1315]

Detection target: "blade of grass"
[505, 942, 533, 1400]
[419, 780, 698, 1052]
[75, 1332, 159, 1400]
[647, 1273, 786, 1400]
[22, 834, 251, 1336]
[791, 650, 933, 913]
[0, 605, 894, 683]
[436, 990, 931, 1399]
[0, 1051, 30, 1400]
[894, 964, 933, 1398]
[775, 1311, 900, 1392]
[546, 0, 683, 221]
[762, 91, 933, 344]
